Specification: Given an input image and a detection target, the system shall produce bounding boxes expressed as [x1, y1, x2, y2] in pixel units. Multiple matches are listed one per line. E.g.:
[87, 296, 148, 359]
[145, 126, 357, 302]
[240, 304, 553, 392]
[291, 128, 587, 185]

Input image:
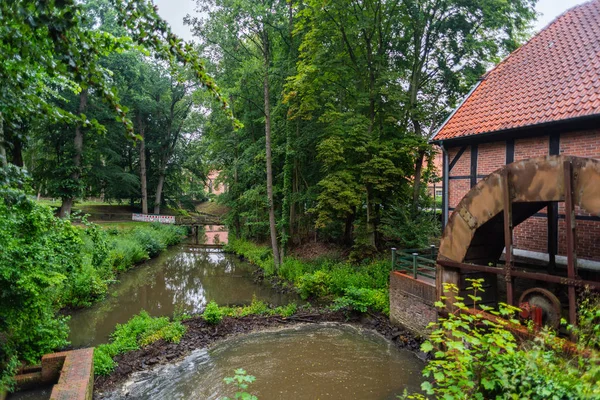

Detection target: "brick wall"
[560, 130, 600, 158]
[448, 146, 471, 176]
[477, 142, 505, 175]
[514, 136, 549, 160]
[449, 179, 470, 209]
[389, 272, 437, 334]
[444, 128, 600, 261]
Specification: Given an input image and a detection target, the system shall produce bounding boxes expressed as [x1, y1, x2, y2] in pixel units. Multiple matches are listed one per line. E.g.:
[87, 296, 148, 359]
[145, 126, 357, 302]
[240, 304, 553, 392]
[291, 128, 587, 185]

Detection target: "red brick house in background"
[431, 0, 600, 263]
[205, 170, 226, 195]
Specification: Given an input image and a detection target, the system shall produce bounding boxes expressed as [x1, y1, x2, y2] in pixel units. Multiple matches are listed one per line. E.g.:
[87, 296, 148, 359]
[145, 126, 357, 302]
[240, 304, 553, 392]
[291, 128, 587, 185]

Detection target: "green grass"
[95, 221, 148, 230]
[224, 239, 391, 314]
[94, 311, 186, 376]
[94, 299, 299, 376]
[205, 298, 299, 322]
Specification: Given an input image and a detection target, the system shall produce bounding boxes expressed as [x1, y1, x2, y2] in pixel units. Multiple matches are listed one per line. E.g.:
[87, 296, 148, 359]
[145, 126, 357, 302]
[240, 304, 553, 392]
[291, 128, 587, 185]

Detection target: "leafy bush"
[296, 271, 332, 300]
[94, 311, 186, 375]
[0, 339, 18, 392]
[224, 239, 275, 275]
[415, 279, 600, 399]
[236, 297, 269, 316]
[130, 227, 167, 257]
[226, 239, 393, 314]
[270, 303, 297, 317]
[106, 237, 149, 272]
[327, 265, 374, 294]
[380, 203, 440, 249]
[216, 300, 297, 319]
[65, 260, 110, 307]
[0, 166, 186, 389]
[332, 287, 389, 314]
[0, 167, 78, 366]
[279, 257, 307, 282]
[202, 301, 223, 325]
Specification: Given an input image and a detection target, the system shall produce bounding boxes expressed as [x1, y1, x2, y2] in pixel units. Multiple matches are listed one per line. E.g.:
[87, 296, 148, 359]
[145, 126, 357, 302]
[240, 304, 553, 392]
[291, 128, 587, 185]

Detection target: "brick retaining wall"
[389, 271, 437, 334]
[8, 348, 93, 400]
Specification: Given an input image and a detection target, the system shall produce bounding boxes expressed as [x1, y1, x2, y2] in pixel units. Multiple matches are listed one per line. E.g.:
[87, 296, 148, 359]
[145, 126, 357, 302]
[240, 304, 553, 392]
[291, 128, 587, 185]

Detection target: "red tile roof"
[433, 0, 600, 142]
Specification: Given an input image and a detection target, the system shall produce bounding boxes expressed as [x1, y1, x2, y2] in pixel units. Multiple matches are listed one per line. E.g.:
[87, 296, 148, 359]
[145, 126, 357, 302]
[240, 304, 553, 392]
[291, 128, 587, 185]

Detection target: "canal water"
[102, 324, 424, 400]
[68, 243, 297, 347]
[13, 225, 424, 399]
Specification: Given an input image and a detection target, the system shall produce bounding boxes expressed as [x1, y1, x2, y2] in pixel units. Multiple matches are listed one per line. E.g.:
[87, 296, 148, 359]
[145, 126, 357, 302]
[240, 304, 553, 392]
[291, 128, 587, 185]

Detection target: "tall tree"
[394, 0, 537, 207]
[152, 77, 195, 214]
[189, 0, 291, 268]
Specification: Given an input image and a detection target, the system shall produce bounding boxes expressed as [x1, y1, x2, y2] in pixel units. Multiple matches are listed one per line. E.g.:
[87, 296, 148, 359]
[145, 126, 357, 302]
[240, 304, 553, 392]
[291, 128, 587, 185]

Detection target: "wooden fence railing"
[391, 246, 437, 280]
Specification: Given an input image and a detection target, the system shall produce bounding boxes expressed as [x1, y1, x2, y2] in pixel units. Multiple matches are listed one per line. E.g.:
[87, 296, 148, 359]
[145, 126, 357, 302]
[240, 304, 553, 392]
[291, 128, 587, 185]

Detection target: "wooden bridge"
[175, 212, 222, 226]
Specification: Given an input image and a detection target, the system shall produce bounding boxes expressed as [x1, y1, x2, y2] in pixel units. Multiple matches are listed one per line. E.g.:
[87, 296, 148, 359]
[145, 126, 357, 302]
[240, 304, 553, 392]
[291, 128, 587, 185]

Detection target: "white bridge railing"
[132, 213, 176, 224]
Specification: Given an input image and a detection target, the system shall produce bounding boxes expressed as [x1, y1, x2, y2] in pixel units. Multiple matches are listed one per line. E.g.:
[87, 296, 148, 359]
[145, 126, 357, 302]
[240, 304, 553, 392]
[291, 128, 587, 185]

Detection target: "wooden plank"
[502, 170, 514, 305]
[564, 160, 578, 327]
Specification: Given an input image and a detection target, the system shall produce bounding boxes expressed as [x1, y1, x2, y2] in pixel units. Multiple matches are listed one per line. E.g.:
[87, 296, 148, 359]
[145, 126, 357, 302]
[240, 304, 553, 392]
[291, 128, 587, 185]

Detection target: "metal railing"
[391, 245, 437, 280]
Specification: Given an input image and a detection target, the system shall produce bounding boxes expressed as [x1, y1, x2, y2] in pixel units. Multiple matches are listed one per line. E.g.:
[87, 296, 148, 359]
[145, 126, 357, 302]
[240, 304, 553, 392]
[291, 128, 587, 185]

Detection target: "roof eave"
[430, 112, 600, 147]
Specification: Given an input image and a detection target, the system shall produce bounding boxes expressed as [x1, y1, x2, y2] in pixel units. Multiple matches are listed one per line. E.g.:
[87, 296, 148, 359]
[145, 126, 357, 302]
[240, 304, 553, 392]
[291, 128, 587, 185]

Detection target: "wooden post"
[502, 170, 514, 306]
[547, 201, 558, 272]
[391, 248, 397, 271]
[564, 160, 578, 327]
[433, 182, 437, 215]
[412, 253, 418, 280]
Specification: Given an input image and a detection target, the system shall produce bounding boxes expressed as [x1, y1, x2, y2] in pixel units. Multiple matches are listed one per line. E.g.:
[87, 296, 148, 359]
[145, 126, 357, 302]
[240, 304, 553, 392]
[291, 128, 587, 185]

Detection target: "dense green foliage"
[93, 311, 186, 375]
[225, 239, 390, 314]
[203, 301, 224, 325]
[408, 280, 600, 400]
[189, 0, 537, 263]
[0, 167, 185, 390]
[1, 0, 232, 218]
[204, 298, 299, 322]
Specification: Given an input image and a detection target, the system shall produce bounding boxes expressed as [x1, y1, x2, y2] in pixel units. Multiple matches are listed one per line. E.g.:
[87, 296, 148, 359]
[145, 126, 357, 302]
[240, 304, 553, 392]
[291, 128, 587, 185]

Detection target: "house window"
[435, 189, 443, 197]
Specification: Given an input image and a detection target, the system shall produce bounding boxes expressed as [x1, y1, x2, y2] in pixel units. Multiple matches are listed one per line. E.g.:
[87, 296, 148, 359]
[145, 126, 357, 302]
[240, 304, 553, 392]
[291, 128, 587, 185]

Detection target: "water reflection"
[203, 225, 228, 245]
[103, 325, 424, 400]
[68, 246, 297, 347]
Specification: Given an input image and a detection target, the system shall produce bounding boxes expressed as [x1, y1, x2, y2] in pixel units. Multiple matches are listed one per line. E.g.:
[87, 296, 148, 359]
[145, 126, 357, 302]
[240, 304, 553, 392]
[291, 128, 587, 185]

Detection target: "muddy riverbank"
[94, 310, 423, 395]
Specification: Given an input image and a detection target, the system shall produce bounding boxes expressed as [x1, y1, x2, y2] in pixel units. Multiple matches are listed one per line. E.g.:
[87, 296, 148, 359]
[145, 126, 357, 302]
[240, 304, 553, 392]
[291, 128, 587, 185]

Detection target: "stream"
[101, 324, 424, 400]
[68, 242, 297, 347]
[12, 227, 424, 399]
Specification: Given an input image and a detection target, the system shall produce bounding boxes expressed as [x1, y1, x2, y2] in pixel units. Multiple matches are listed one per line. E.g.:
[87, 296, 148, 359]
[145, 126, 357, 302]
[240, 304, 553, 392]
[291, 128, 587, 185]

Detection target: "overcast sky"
[153, 0, 592, 42]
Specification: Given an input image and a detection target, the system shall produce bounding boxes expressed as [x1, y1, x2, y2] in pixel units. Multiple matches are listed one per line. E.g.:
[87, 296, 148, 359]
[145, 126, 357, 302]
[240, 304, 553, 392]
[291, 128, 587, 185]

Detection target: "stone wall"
[389, 272, 437, 334]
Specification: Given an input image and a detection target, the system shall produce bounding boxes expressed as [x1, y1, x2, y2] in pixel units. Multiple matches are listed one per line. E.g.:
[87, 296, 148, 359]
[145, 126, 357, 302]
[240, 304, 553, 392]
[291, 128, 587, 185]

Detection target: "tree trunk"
[5, 126, 24, 167]
[263, 42, 281, 269]
[59, 89, 88, 218]
[138, 114, 148, 214]
[289, 158, 298, 244]
[412, 149, 425, 208]
[153, 166, 166, 214]
[0, 112, 7, 168]
[411, 117, 425, 209]
[11, 136, 23, 168]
